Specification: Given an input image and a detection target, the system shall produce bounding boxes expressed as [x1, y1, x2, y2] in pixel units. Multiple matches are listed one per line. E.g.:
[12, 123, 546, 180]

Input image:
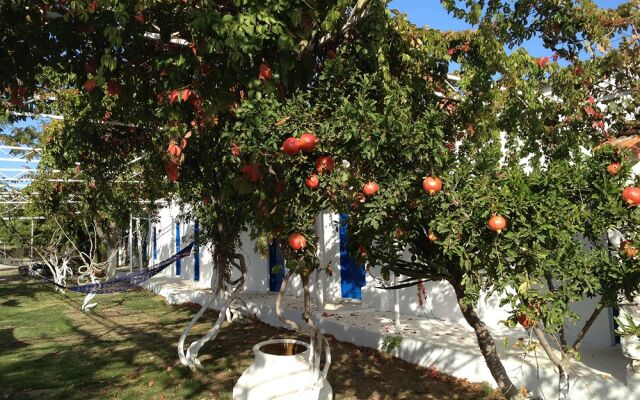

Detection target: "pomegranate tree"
[5, 1, 640, 399]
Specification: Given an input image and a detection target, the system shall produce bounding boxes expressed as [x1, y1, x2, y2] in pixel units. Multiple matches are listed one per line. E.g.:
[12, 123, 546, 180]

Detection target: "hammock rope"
[43, 242, 194, 294]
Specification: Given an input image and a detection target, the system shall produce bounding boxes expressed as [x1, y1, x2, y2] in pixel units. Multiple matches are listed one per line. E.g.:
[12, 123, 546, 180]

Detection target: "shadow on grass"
[0, 328, 28, 355]
[0, 270, 502, 400]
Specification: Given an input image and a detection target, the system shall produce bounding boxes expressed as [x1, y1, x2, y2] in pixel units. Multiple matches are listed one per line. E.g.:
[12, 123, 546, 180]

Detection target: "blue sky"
[389, 0, 630, 57]
[0, 119, 43, 190]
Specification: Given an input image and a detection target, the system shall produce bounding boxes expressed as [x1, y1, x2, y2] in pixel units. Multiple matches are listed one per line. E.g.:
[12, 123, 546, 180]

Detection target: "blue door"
[269, 239, 285, 292]
[194, 221, 200, 282]
[175, 222, 181, 276]
[339, 214, 366, 300]
[142, 227, 147, 264]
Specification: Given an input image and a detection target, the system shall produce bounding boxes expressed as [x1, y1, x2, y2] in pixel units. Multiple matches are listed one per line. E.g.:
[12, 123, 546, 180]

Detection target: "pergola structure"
[0, 133, 149, 267]
[0, 144, 41, 259]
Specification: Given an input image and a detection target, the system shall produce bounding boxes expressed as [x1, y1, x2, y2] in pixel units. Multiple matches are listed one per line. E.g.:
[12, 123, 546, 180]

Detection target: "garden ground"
[0, 268, 504, 400]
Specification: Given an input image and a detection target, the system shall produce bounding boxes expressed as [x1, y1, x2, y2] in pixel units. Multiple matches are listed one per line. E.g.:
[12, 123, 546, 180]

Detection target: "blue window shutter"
[175, 223, 181, 275]
[194, 221, 200, 281]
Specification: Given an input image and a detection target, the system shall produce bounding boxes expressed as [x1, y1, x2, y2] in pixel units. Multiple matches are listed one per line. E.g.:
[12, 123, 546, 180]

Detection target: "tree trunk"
[301, 272, 330, 392]
[558, 365, 570, 400]
[275, 270, 302, 331]
[451, 281, 525, 400]
[179, 252, 247, 370]
[106, 222, 119, 278]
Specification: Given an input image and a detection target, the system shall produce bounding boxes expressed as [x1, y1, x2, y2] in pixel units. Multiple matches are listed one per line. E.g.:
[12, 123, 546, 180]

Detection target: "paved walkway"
[142, 275, 636, 400]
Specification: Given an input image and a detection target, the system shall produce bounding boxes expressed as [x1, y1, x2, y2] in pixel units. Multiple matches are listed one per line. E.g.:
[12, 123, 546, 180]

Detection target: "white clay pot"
[233, 339, 333, 400]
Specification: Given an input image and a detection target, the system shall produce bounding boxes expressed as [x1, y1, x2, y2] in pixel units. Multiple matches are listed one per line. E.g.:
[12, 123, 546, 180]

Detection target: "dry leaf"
[148, 380, 155, 387]
[274, 116, 290, 127]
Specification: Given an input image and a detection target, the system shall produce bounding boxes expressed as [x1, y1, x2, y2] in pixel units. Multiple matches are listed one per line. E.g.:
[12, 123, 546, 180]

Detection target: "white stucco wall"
[151, 202, 305, 295]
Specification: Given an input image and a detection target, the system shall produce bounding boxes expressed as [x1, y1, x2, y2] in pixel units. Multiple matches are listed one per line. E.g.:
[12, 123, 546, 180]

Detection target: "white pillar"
[128, 215, 133, 272]
[393, 273, 401, 328]
[30, 219, 34, 259]
[136, 218, 143, 270]
[315, 213, 326, 310]
[147, 216, 152, 267]
[315, 268, 325, 311]
[171, 216, 175, 277]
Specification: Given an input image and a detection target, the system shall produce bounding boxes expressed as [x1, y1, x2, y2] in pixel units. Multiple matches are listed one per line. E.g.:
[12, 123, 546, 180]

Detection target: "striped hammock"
[44, 242, 194, 294]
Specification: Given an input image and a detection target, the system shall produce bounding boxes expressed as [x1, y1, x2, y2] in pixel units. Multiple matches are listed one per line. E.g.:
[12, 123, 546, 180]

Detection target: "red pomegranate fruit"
[622, 187, 640, 206]
[298, 132, 317, 153]
[607, 162, 621, 175]
[83, 79, 97, 92]
[362, 181, 379, 196]
[305, 174, 319, 189]
[422, 176, 442, 195]
[315, 156, 335, 174]
[259, 63, 273, 81]
[288, 233, 307, 251]
[282, 137, 300, 156]
[240, 164, 260, 183]
[488, 215, 507, 233]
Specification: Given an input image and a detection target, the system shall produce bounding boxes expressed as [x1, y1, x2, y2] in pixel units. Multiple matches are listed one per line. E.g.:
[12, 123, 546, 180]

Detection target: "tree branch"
[276, 270, 302, 331]
[532, 325, 564, 367]
[573, 303, 604, 352]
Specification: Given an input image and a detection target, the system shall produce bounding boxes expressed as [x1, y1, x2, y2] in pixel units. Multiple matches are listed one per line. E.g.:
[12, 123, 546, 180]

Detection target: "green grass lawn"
[0, 269, 503, 400]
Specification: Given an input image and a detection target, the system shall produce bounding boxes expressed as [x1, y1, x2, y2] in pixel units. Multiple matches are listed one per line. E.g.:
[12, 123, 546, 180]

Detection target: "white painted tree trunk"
[178, 296, 215, 367]
[82, 292, 98, 311]
[559, 368, 570, 400]
[178, 253, 248, 370]
[184, 286, 244, 369]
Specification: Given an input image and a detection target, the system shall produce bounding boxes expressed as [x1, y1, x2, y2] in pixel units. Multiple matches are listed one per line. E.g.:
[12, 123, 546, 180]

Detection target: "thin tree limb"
[276, 270, 302, 331]
[532, 325, 564, 367]
[573, 303, 604, 352]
